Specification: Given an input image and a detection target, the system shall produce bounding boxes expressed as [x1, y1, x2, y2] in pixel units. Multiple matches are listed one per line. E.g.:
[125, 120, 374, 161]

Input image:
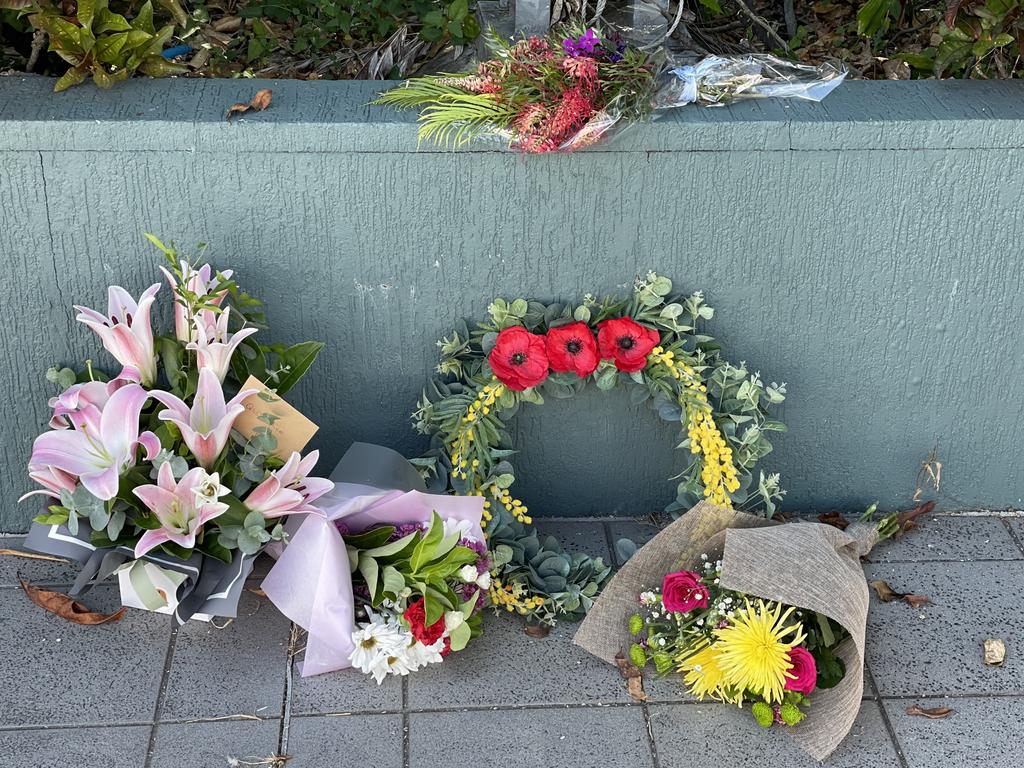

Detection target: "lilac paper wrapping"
[261, 443, 484, 677]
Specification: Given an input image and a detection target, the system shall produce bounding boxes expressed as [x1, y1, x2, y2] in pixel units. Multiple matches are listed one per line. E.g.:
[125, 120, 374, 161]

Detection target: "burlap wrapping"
[574, 501, 878, 761]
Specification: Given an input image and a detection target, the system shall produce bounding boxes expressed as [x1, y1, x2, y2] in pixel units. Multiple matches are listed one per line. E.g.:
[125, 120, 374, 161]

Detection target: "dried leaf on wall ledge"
[227, 89, 273, 122]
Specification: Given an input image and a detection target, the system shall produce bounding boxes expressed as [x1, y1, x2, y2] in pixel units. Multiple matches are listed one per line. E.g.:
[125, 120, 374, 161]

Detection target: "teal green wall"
[1, 76, 1022, 530]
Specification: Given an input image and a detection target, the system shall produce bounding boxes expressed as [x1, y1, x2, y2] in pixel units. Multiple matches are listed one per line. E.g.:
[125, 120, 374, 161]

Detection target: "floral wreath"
[413, 273, 787, 625]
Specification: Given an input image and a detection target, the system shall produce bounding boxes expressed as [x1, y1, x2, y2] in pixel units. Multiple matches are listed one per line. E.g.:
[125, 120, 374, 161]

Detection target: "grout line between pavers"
[602, 521, 618, 567]
[143, 622, 178, 768]
[869, 663, 911, 768]
[878, 691, 1024, 701]
[402, 676, 411, 768]
[640, 702, 661, 768]
[277, 622, 296, 759]
[1001, 517, 1024, 555]
[290, 700, 642, 719]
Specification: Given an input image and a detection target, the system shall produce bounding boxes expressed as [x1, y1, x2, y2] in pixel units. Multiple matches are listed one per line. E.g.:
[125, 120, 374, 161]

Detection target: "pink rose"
[784, 647, 817, 695]
[660, 570, 710, 614]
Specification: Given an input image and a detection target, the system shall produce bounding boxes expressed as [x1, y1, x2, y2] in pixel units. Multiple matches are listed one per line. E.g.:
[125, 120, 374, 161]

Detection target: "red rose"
[488, 326, 549, 391]
[660, 570, 710, 614]
[784, 646, 817, 695]
[403, 598, 446, 646]
[597, 317, 660, 373]
[545, 322, 599, 377]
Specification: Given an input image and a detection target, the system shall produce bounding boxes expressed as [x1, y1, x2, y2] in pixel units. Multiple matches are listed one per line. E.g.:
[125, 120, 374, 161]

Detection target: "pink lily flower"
[187, 307, 259, 382]
[151, 368, 257, 471]
[47, 368, 141, 430]
[75, 284, 161, 386]
[19, 465, 77, 502]
[244, 450, 334, 518]
[133, 463, 230, 558]
[28, 384, 161, 500]
[159, 261, 233, 343]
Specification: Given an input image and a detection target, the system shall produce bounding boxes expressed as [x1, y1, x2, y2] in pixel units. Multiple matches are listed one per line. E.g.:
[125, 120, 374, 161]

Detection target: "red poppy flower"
[597, 317, 660, 373]
[545, 322, 599, 377]
[488, 326, 549, 391]
[403, 598, 446, 646]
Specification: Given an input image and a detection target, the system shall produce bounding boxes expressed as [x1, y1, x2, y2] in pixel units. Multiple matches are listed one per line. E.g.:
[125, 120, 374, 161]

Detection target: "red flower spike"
[597, 317, 661, 373]
[488, 326, 549, 391]
[545, 322, 599, 378]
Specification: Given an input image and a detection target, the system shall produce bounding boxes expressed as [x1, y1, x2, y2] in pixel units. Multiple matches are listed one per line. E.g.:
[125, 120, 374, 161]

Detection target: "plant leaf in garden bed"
[19, 578, 126, 624]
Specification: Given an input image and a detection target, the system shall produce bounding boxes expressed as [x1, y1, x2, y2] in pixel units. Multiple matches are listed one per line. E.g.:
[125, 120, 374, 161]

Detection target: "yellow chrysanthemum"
[678, 644, 735, 703]
[713, 600, 806, 704]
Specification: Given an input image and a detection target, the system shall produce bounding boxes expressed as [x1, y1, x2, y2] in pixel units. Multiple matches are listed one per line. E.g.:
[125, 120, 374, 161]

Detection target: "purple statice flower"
[563, 28, 600, 57]
[390, 522, 427, 541]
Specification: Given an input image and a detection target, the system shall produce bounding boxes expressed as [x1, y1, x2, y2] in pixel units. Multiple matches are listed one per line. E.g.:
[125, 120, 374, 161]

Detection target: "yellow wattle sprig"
[448, 379, 532, 528]
[650, 346, 740, 508]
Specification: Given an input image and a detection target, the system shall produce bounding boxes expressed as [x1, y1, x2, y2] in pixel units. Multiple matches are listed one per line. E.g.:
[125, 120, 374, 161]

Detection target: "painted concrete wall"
[1, 75, 1022, 531]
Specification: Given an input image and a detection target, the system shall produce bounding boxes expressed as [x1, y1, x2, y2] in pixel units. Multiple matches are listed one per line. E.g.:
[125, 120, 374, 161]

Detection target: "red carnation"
[545, 322, 599, 378]
[488, 326, 549, 391]
[597, 317, 660, 373]
[403, 598, 446, 646]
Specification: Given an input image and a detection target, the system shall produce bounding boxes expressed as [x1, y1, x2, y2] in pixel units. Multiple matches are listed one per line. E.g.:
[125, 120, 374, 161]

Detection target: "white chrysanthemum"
[459, 564, 479, 583]
[349, 618, 405, 680]
[442, 518, 474, 541]
[408, 638, 445, 669]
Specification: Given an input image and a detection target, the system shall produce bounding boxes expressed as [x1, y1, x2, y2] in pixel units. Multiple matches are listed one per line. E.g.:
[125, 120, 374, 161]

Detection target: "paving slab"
[1004, 518, 1024, 553]
[884, 696, 1024, 766]
[0, 725, 150, 768]
[160, 591, 290, 721]
[868, 516, 1023, 562]
[607, 519, 661, 566]
[287, 713, 403, 768]
[150, 717, 282, 768]
[649, 700, 901, 767]
[864, 561, 1024, 696]
[409, 706, 652, 768]
[289, 652, 402, 714]
[407, 611, 632, 709]
[0, 535, 85, 585]
[533, 519, 612, 563]
[0, 585, 169, 726]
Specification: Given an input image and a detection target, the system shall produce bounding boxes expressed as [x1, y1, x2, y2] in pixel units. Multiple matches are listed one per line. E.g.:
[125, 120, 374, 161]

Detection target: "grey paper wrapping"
[574, 501, 878, 761]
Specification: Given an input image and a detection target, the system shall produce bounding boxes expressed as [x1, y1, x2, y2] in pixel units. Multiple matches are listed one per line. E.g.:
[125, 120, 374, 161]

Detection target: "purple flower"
[563, 28, 600, 57]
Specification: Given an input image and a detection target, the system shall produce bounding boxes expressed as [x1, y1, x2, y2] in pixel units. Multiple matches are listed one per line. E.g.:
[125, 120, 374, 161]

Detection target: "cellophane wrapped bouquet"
[342, 510, 490, 683]
[375, 23, 845, 153]
[22, 235, 330, 621]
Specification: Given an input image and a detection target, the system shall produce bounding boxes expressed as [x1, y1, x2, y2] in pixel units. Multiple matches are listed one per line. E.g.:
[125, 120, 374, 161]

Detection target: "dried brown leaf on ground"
[614, 651, 647, 701]
[903, 594, 933, 609]
[897, 500, 936, 534]
[870, 580, 906, 602]
[524, 623, 551, 638]
[870, 580, 932, 609]
[983, 638, 1006, 666]
[226, 89, 273, 122]
[19, 579, 125, 625]
[247, 587, 267, 598]
[0, 549, 68, 563]
[906, 704, 955, 719]
[818, 511, 850, 530]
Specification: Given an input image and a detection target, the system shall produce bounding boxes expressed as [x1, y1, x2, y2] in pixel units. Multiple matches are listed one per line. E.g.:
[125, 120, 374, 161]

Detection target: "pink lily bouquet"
[22, 235, 332, 622]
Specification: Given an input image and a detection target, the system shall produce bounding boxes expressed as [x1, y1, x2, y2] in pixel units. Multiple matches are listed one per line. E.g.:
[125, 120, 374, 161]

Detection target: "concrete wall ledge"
[2, 75, 1024, 153]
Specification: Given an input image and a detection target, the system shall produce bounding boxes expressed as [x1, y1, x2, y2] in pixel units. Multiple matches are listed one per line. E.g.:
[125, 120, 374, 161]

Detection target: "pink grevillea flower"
[187, 307, 259, 383]
[75, 285, 161, 386]
[47, 367, 142, 430]
[159, 261, 233, 343]
[151, 368, 257, 471]
[244, 450, 334, 518]
[28, 384, 160, 500]
[132, 462, 230, 558]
